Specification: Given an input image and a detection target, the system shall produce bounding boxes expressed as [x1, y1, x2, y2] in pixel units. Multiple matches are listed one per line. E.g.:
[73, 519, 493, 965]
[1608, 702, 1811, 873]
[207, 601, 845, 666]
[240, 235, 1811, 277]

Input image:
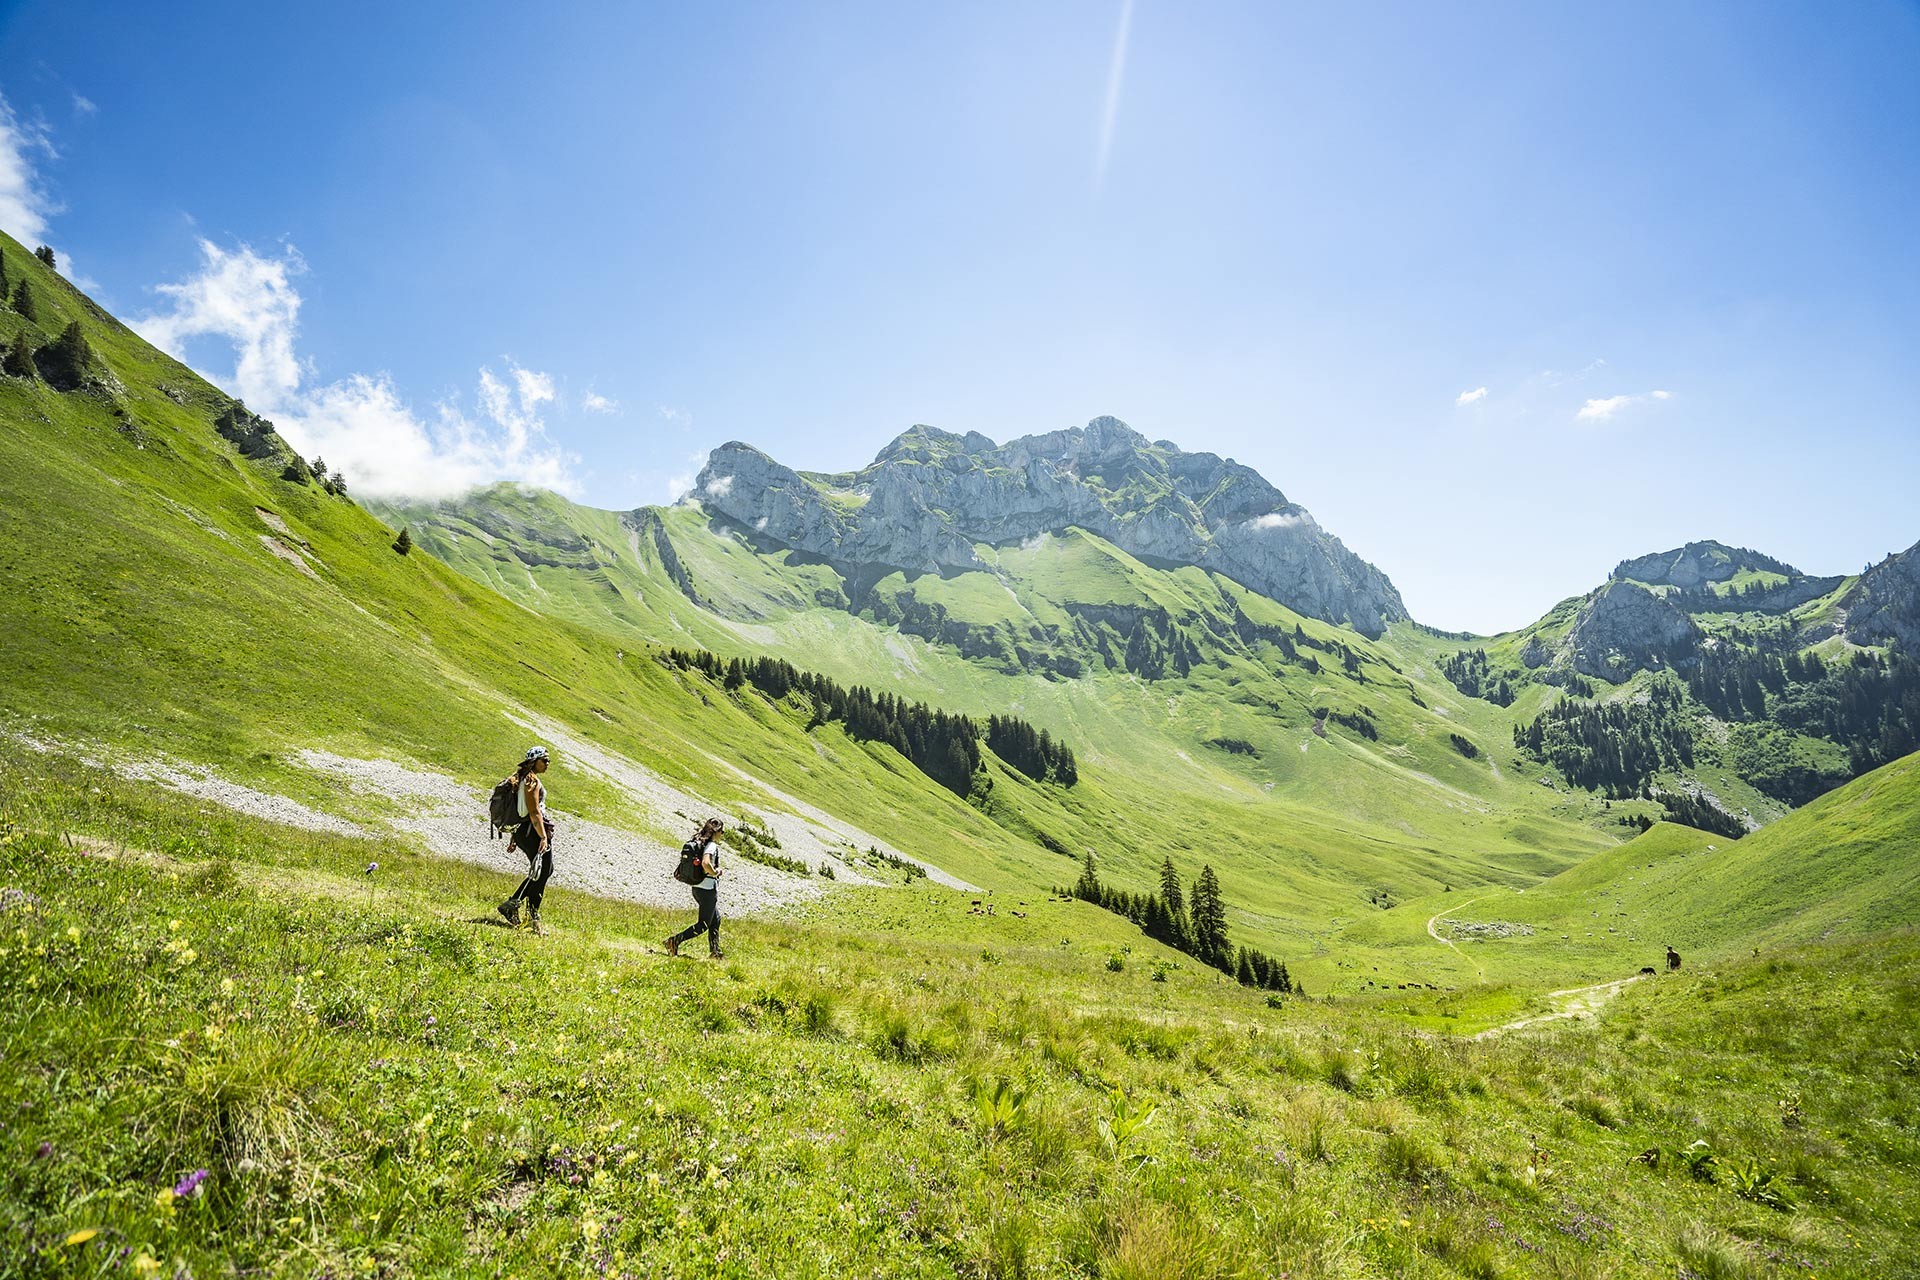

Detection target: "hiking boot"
[665, 935, 679, 958]
[708, 949, 725, 961]
[497, 898, 521, 928]
[528, 910, 545, 937]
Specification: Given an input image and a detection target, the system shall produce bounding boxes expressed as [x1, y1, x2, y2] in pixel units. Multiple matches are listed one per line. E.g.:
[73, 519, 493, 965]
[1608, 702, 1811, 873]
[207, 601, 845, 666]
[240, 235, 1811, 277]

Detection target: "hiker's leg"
[674, 887, 716, 944]
[701, 891, 721, 954]
[524, 822, 556, 910]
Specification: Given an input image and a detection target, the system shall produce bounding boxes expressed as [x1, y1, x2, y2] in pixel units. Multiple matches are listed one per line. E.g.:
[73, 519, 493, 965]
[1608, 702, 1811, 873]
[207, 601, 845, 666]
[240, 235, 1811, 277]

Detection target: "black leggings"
[671, 886, 720, 953]
[509, 820, 555, 910]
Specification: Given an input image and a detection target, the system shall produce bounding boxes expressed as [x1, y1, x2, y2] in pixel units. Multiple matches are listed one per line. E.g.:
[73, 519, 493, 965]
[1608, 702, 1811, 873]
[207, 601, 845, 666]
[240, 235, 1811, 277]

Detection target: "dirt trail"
[1472, 975, 1645, 1039]
[1426, 892, 1500, 981]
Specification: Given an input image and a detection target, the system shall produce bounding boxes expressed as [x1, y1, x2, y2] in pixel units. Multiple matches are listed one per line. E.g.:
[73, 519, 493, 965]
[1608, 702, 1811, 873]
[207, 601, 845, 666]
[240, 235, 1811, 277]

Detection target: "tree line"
[660, 648, 1077, 796]
[1069, 852, 1300, 994]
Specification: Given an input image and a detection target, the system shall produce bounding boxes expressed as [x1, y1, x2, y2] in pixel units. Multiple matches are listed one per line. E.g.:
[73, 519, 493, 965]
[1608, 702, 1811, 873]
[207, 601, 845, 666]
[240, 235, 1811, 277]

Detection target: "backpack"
[673, 839, 709, 885]
[487, 777, 521, 839]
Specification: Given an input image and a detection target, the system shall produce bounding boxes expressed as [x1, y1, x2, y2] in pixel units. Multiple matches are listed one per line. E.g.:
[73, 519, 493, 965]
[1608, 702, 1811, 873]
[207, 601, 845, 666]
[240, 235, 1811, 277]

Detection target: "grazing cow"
[1639, 966, 1656, 976]
[1665, 947, 1681, 972]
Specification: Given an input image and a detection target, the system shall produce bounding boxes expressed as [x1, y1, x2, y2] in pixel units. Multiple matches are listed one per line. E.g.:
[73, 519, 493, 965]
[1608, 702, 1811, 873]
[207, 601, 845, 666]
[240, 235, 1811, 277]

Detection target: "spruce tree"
[1158, 857, 1189, 949]
[38, 321, 96, 390]
[12, 279, 37, 322]
[1189, 864, 1229, 970]
[393, 527, 413, 555]
[0, 250, 10, 303]
[1074, 849, 1101, 901]
[2, 332, 34, 379]
[33, 245, 55, 269]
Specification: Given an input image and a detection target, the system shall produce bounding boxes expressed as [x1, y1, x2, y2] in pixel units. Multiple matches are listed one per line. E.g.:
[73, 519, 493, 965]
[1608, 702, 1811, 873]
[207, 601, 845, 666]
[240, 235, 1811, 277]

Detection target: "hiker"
[666, 818, 725, 959]
[497, 747, 555, 935]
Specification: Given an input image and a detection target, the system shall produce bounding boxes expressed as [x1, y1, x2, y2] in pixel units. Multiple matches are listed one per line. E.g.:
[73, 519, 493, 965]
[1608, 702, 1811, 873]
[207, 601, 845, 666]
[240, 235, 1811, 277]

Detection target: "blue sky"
[3, 1, 1917, 632]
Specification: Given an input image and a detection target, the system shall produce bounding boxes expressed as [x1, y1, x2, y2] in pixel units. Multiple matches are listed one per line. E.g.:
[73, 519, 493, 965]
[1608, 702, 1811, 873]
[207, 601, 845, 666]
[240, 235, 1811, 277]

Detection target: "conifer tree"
[1189, 864, 1229, 969]
[12, 279, 37, 322]
[2, 331, 34, 379]
[1074, 849, 1101, 901]
[1158, 857, 1190, 949]
[37, 321, 96, 390]
[393, 527, 413, 555]
[33, 245, 56, 269]
[0, 250, 10, 303]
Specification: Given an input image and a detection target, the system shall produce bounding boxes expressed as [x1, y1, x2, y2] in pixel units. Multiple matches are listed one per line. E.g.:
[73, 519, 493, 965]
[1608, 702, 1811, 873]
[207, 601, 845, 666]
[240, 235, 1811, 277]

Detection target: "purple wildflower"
[366, 862, 379, 875]
[33, 1141, 51, 1160]
[173, 1169, 210, 1197]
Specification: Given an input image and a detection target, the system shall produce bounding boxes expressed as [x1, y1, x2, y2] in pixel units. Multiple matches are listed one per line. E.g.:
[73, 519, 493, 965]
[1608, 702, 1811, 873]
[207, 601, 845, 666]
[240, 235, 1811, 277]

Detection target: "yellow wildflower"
[132, 1255, 161, 1278]
[65, 1228, 99, 1246]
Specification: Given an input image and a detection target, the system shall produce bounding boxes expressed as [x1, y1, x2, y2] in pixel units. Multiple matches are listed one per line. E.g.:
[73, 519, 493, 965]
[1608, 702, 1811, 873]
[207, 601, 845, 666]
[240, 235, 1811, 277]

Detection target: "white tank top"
[517, 775, 544, 819]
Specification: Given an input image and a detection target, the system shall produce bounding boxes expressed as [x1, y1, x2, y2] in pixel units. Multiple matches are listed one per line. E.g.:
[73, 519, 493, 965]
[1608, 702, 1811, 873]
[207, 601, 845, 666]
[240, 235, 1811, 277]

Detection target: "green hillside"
[5, 226, 1920, 1276]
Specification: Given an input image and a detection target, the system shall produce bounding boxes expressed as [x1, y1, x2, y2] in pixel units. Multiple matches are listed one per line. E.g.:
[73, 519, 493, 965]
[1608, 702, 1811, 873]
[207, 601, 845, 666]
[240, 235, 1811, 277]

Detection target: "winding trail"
[1472, 975, 1646, 1040]
[1426, 892, 1500, 981]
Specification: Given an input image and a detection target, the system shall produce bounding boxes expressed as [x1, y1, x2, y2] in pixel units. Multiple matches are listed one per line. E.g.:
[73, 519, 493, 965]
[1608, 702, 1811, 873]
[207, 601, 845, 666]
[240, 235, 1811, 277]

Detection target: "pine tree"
[0, 250, 10, 303]
[310, 456, 327, 480]
[1189, 864, 1229, 970]
[392, 527, 413, 556]
[12, 279, 37, 322]
[1158, 857, 1189, 949]
[2, 331, 34, 379]
[37, 321, 96, 390]
[1074, 849, 1101, 901]
[33, 245, 56, 269]
[329, 468, 348, 494]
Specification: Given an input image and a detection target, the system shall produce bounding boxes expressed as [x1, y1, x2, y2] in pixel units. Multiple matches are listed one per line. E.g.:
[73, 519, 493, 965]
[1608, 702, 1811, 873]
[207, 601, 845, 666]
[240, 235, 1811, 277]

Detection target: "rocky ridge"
[693, 417, 1409, 636]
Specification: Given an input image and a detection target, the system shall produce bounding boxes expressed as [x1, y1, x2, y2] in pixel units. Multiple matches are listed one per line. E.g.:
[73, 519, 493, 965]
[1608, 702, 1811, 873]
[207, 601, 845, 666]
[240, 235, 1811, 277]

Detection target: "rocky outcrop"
[1843, 539, 1920, 651]
[693, 417, 1408, 636]
[1613, 540, 1800, 589]
[1566, 582, 1700, 682]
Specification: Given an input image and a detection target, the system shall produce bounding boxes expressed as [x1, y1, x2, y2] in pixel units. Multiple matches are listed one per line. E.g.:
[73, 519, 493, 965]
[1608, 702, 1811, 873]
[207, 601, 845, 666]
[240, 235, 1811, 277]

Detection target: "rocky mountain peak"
[1613, 540, 1801, 589]
[692, 417, 1409, 636]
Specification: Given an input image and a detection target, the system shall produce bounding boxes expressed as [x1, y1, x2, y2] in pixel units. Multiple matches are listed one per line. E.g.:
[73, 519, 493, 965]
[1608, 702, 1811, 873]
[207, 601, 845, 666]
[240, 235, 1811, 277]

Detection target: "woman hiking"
[666, 818, 725, 959]
[497, 746, 555, 935]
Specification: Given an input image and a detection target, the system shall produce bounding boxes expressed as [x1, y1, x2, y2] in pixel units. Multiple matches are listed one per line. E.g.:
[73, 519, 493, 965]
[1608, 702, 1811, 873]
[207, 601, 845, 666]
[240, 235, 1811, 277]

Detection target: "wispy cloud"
[135, 239, 579, 498]
[658, 404, 692, 428]
[1093, 0, 1135, 192]
[1455, 386, 1488, 407]
[1577, 389, 1673, 423]
[0, 91, 58, 246]
[71, 94, 98, 118]
[581, 391, 618, 414]
[1248, 510, 1312, 532]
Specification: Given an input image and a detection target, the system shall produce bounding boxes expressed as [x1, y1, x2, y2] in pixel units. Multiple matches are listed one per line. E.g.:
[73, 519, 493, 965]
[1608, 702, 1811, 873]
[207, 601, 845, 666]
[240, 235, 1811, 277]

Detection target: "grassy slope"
[3, 755, 1915, 1279]
[375, 489, 1635, 971]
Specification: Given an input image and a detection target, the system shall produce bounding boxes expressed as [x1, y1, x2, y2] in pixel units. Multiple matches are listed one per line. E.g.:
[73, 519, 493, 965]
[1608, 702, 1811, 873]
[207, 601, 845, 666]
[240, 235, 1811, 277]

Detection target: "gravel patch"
[296, 749, 832, 915]
[112, 755, 366, 837]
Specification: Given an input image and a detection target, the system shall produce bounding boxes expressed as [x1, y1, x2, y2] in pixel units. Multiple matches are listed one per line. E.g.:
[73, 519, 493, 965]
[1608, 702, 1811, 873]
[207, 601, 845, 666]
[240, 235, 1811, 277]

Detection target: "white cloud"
[581, 391, 618, 414]
[1094, 0, 1135, 192]
[666, 472, 697, 502]
[0, 92, 57, 246]
[136, 239, 579, 499]
[1248, 510, 1311, 531]
[1455, 386, 1488, 407]
[702, 474, 734, 499]
[72, 94, 98, 118]
[136, 239, 307, 406]
[658, 404, 692, 427]
[1577, 389, 1674, 423]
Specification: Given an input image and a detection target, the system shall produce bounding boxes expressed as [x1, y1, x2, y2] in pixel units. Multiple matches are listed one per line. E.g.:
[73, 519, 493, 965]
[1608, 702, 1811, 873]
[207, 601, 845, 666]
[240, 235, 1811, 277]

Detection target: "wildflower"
[173, 1168, 210, 1198]
[65, 925, 80, 942]
[169, 919, 181, 932]
[132, 1254, 161, 1278]
[34, 1141, 52, 1160]
[366, 862, 378, 875]
[221, 977, 234, 997]
[65, 1228, 99, 1246]
[154, 1188, 176, 1212]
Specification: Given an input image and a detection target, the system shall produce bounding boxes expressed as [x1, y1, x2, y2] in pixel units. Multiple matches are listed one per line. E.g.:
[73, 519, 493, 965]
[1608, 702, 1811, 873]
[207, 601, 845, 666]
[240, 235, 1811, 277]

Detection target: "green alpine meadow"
[2, 219, 1918, 1280]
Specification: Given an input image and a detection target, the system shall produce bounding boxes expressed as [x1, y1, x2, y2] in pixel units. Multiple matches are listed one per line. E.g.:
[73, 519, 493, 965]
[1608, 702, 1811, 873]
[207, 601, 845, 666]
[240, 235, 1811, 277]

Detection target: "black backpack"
[487, 777, 520, 839]
[673, 840, 708, 885]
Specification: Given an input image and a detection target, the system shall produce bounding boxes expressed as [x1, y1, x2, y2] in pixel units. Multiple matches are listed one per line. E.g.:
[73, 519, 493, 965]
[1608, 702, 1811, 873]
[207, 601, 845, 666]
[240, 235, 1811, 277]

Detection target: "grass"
[3, 754, 1917, 1278]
